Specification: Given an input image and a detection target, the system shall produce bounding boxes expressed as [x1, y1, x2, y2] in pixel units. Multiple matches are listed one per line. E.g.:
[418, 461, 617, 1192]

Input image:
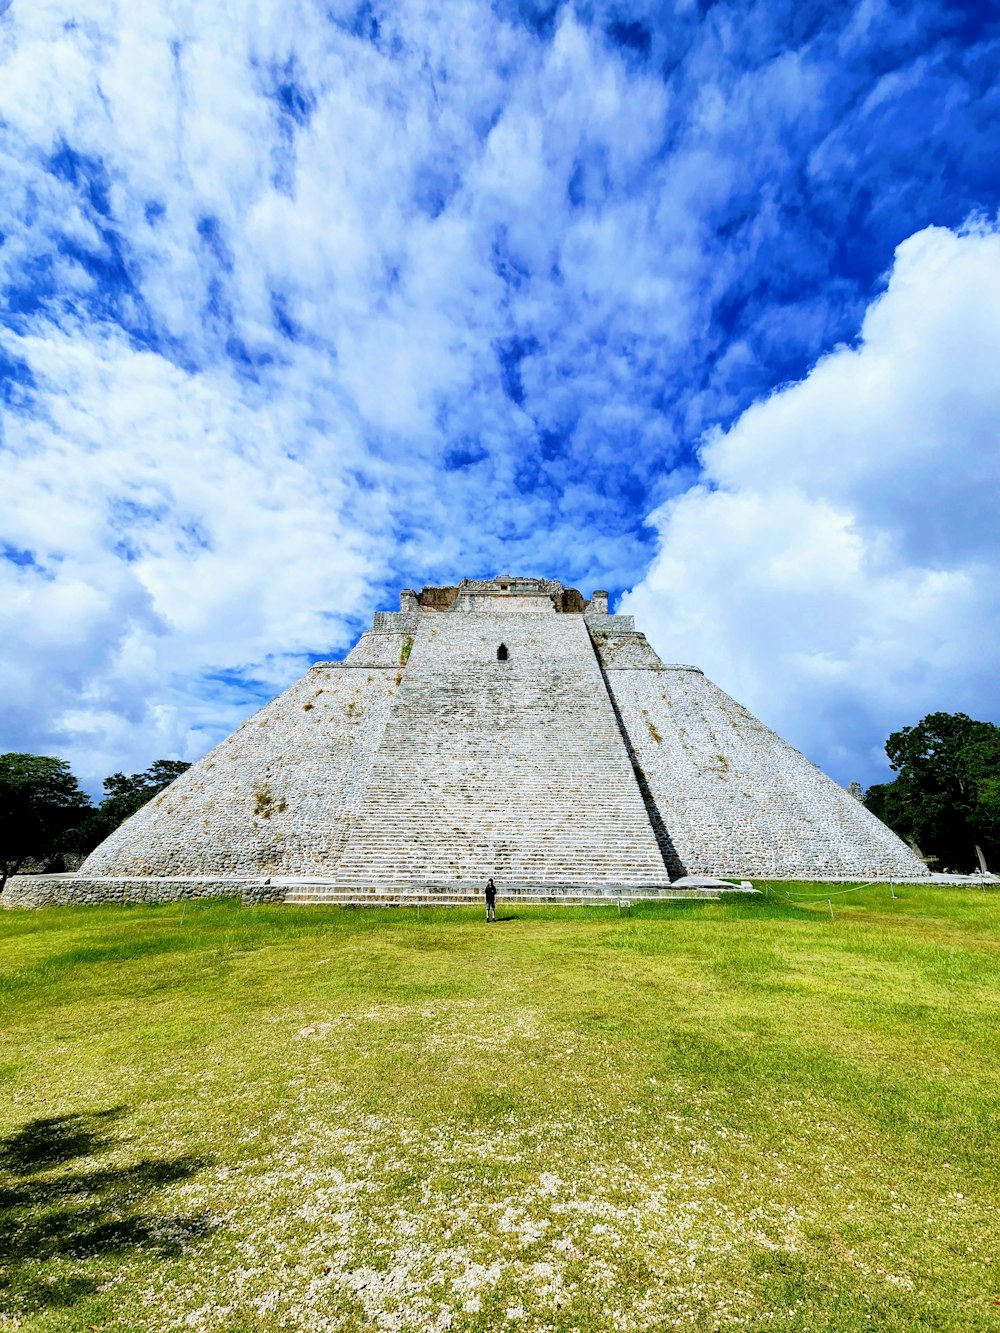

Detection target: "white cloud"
[0, 2, 996, 797]
[0, 324, 381, 791]
[622, 222, 1000, 787]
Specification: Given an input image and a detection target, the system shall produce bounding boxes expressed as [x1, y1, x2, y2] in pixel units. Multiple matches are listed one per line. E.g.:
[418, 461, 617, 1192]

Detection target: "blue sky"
[1, 0, 998, 796]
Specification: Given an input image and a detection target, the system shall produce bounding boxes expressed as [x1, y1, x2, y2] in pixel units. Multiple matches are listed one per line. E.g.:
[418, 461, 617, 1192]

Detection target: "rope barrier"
[762, 880, 906, 917]
[764, 879, 897, 901]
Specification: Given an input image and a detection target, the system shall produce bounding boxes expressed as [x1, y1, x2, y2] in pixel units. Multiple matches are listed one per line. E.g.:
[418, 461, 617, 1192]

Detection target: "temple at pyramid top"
[393, 576, 605, 615]
[75, 573, 928, 892]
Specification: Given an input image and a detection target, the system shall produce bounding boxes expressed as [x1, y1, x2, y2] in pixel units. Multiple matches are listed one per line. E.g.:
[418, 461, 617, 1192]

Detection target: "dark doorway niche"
[497, 644, 508, 661]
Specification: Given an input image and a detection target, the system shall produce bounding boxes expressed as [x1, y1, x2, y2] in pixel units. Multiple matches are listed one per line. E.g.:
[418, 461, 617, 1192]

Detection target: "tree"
[62, 759, 191, 852]
[0, 754, 91, 888]
[865, 712, 1000, 872]
[99, 759, 191, 825]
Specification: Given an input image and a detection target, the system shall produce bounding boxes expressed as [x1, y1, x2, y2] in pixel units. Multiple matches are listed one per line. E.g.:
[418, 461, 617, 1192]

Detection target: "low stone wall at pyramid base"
[8, 872, 990, 910]
[2, 874, 756, 909]
[0, 876, 287, 909]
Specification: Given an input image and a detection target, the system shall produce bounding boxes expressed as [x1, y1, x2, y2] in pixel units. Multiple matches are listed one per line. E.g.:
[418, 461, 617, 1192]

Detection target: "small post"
[889, 880, 896, 899]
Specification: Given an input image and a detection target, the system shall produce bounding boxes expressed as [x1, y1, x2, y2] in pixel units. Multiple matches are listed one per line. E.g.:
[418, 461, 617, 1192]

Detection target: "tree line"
[0, 755, 190, 888]
[863, 712, 1000, 873]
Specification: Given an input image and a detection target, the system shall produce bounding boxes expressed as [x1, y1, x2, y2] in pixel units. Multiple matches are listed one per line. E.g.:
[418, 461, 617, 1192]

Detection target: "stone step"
[281, 883, 722, 905]
[273, 877, 681, 891]
[283, 888, 695, 898]
[283, 892, 721, 906]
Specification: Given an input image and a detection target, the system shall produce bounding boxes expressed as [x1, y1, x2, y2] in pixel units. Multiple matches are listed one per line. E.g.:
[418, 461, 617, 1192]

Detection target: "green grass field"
[1, 886, 998, 1331]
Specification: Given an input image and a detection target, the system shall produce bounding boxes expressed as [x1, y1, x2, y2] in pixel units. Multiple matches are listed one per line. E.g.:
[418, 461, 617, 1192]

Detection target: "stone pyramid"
[80, 576, 927, 893]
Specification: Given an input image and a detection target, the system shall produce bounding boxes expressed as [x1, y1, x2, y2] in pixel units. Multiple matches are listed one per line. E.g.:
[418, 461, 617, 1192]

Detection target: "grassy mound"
[1, 887, 998, 1330]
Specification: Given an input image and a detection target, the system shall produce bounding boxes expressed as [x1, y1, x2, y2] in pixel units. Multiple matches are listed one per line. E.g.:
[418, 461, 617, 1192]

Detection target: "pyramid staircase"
[285, 612, 675, 905]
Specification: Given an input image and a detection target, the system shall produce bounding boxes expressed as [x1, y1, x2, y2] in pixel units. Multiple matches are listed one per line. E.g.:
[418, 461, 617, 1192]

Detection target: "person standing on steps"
[485, 877, 497, 922]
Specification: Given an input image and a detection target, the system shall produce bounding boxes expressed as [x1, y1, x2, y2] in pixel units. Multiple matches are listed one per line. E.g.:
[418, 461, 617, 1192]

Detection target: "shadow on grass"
[0, 1106, 214, 1318]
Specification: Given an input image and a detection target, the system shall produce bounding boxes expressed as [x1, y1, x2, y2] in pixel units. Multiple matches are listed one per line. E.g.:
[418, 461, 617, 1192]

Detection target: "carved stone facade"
[9, 575, 928, 904]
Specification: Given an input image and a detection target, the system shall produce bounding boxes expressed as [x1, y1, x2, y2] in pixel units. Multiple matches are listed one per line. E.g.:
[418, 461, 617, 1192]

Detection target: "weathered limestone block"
[372, 611, 423, 634]
[585, 613, 635, 631]
[344, 626, 418, 667]
[605, 665, 927, 879]
[589, 630, 664, 669]
[1, 876, 261, 908]
[79, 663, 400, 877]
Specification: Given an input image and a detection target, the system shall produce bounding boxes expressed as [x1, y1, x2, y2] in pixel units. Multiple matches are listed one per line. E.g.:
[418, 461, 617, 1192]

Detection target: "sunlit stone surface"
[72, 576, 926, 893]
